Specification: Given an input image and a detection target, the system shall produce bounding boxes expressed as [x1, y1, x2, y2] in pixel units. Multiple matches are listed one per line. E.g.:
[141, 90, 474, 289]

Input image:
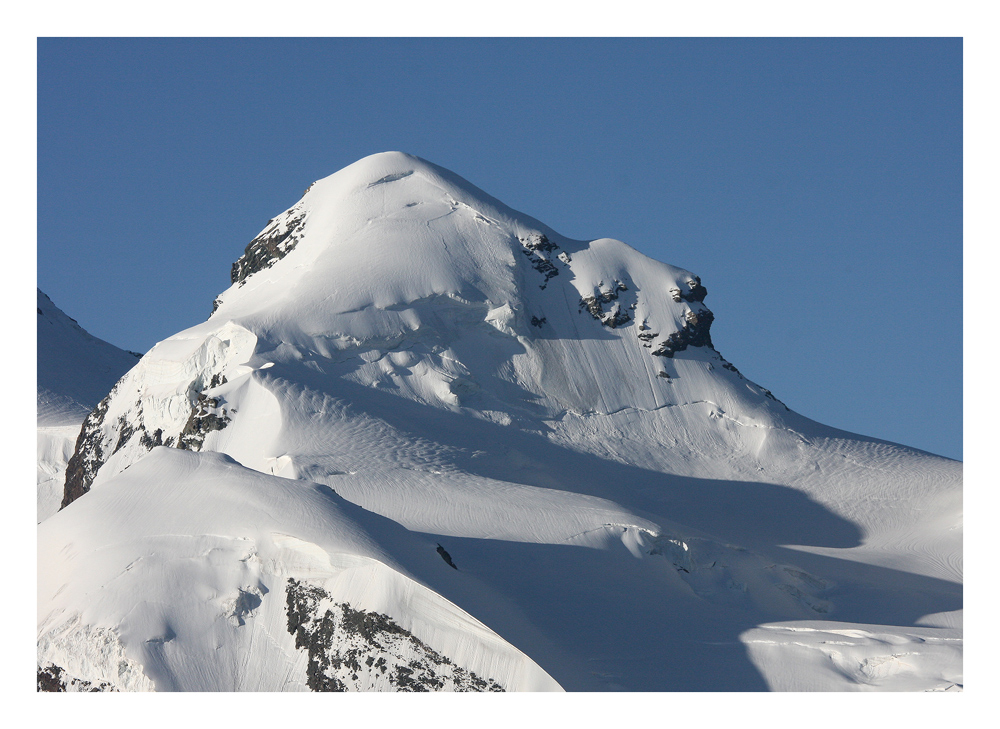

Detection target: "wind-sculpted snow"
[741, 622, 963, 691]
[44, 152, 962, 691]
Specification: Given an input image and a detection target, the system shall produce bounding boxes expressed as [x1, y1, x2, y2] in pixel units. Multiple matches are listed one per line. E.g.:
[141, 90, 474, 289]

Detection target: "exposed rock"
[522, 251, 559, 287]
[761, 387, 787, 407]
[112, 414, 135, 456]
[669, 276, 708, 303]
[139, 427, 165, 450]
[231, 208, 308, 286]
[177, 382, 231, 451]
[37, 663, 118, 692]
[62, 373, 231, 509]
[530, 316, 547, 328]
[721, 360, 742, 376]
[37, 664, 65, 692]
[637, 330, 659, 348]
[519, 234, 561, 289]
[650, 308, 715, 358]
[68, 677, 117, 691]
[61, 393, 113, 509]
[285, 578, 503, 692]
[520, 233, 557, 253]
[436, 543, 458, 570]
[715, 359, 788, 409]
[579, 281, 631, 329]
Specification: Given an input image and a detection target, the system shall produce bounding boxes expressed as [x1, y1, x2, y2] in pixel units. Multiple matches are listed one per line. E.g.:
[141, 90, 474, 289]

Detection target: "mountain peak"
[39, 156, 962, 693]
[37, 289, 139, 426]
[204, 154, 758, 423]
[62, 154, 797, 513]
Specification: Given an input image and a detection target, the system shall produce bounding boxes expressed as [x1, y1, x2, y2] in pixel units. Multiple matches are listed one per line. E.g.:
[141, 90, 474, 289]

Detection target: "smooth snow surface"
[36, 289, 138, 521]
[38, 449, 558, 691]
[38, 152, 961, 691]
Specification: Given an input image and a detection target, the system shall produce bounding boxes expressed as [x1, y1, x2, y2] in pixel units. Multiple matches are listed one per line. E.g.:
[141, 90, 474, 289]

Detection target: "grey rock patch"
[518, 234, 561, 289]
[231, 207, 308, 286]
[37, 663, 118, 692]
[285, 578, 503, 692]
[579, 281, 631, 329]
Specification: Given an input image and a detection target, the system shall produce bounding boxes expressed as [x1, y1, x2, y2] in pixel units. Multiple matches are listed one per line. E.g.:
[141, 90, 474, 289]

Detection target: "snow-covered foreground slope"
[36, 289, 138, 522]
[37, 448, 558, 691]
[39, 152, 961, 691]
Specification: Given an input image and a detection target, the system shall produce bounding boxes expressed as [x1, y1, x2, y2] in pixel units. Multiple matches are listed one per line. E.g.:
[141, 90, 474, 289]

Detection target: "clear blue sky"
[37, 38, 962, 460]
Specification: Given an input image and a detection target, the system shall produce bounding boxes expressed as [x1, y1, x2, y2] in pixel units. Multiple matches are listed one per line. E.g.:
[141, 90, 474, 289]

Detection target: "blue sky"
[37, 37, 962, 460]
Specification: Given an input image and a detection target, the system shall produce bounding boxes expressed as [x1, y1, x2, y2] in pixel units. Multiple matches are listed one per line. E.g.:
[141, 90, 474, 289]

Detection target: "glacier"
[38, 152, 961, 692]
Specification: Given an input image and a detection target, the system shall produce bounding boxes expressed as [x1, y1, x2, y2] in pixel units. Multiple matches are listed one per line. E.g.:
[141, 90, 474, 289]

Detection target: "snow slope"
[39, 152, 961, 691]
[38, 448, 558, 691]
[36, 289, 139, 522]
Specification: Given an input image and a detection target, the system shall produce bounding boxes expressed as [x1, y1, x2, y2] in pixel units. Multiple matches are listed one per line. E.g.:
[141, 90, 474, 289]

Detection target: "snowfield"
[38, 152, 961, 691]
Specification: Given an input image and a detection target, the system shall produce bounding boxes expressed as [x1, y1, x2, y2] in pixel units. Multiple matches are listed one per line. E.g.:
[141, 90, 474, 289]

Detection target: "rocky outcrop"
[651, 308, 715, 358]
[37, 663, 118, 692]
[37, 664, 65, 692]
[521, 233, 557, 253]
[61, 393, 114, 509]
[285, 578, 503, 691]
[177, 375, 231, 451]
[231, 206, 308, 286]
[61, 373, 230, 509]
[579, 281, 631, 329]
[519, 233, 561, 289]
[669, 276, 708, 303]
[436, 543, 458, 570]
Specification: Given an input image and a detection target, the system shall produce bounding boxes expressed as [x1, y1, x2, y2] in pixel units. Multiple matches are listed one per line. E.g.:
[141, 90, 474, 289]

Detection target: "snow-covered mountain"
[36, 289, 139, 522]
[38, 152, 962, 691]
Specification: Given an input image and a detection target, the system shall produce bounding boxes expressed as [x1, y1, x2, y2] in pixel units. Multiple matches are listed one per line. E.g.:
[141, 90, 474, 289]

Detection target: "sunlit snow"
[38, 152, 961, 692]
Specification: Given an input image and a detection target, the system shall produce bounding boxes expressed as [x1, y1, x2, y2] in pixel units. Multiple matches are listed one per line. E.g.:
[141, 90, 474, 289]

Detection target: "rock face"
[519, 233, 561, 289]
[669, 276, 708, 304]
[650, 308, 715, 358]
[177, 375, 231, 451]
[61, 394, 113, 509]
[60, 323, 251, 509]
[61, 372, 231, 508]
[230, 202, 308, 287]
[579, 281, 632, 329]
[37, 290, 140, 521]
[285, 579, 503, 692]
